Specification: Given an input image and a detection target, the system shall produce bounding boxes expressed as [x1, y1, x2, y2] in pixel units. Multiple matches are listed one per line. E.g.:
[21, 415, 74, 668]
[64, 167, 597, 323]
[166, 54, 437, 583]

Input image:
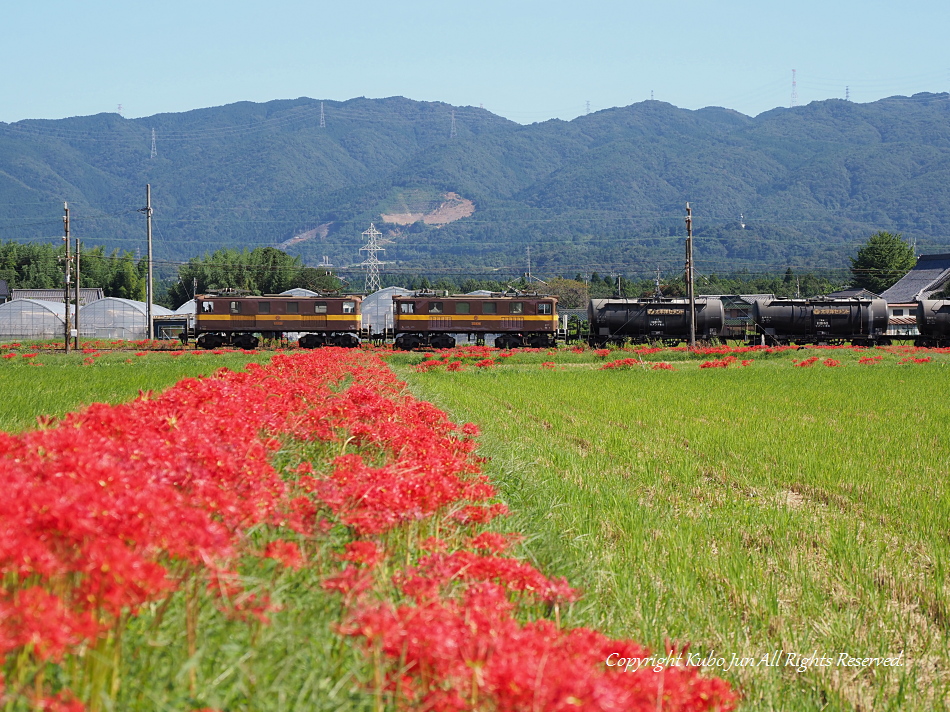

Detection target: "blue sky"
[2, 0, 948, 124]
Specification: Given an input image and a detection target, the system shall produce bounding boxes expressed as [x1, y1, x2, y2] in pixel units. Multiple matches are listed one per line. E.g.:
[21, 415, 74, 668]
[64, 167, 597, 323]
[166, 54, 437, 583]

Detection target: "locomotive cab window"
[483, 302, 497, 314]
[202, 302, 214, 313]
[510, 302, 524, 315]
[428, 302, 444, 314]
[399, 303, 415, 314]
[342, 301, 356, 314]
[456, 302, 470, 314]
[314, 302, 328, 314]
[538, 302, 552, 315]
[229, 301, 242, 314]
[258, 302, 271, 315]
[287, 302, 299, 314]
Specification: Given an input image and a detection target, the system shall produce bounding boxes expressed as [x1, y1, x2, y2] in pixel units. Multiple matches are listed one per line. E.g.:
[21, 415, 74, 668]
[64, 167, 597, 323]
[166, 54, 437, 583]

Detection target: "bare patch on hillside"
[277, 222, 333, 250]
[381, 192, 474, 226]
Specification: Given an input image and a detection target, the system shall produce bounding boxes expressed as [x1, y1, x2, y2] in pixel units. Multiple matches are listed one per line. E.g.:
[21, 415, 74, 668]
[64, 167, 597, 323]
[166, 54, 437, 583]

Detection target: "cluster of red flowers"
[858, 355, 884, 364]
[0, 348, 737, 710]
[699, 356, 753, 369]
[899, 356, 932, 364]
[600, 358, 641, 370]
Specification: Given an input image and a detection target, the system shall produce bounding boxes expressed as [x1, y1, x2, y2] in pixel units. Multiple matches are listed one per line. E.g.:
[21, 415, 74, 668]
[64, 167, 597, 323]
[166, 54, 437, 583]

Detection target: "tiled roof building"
[880, 254, 950, 303]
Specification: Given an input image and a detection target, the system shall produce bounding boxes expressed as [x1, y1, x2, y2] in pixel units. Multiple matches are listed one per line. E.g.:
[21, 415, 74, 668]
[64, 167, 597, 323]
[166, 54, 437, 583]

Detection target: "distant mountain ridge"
[1, 93, 949, 279]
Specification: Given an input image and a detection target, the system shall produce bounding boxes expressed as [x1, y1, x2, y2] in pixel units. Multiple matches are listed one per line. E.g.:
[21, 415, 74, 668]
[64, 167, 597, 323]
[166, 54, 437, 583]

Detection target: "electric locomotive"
[186, 293, 362, 349]
[392, 292, 558, 350]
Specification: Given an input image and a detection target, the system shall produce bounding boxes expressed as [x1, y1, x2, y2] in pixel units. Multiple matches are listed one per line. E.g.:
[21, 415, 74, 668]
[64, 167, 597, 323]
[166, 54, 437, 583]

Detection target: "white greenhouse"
[0, 299, 73, 340]
[361, 286, 413, 335]
[79, 298, 174, 340]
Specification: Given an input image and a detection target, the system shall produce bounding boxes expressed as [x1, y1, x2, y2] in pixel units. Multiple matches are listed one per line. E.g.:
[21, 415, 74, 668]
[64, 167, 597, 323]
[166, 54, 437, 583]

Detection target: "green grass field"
[0, 350, 271, 432]
[393, 348, 950, 711]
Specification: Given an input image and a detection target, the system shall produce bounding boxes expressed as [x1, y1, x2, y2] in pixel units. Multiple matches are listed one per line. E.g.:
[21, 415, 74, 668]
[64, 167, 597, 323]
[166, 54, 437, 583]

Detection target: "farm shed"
[79, 298, 174, 340]
[0, 299, 72, 340]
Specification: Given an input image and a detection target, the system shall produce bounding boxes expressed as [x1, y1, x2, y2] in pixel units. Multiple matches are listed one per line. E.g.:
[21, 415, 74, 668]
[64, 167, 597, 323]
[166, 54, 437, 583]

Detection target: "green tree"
[849, 232, 916, 294]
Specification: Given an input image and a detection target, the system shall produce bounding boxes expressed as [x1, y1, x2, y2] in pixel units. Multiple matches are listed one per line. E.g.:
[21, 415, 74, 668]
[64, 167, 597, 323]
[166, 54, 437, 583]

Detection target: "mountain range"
[2, 92, 949, 280]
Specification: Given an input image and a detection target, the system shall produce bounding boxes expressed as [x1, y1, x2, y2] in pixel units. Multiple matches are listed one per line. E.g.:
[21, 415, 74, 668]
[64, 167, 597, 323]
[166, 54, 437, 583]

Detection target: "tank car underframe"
[747, 332, 891, 348]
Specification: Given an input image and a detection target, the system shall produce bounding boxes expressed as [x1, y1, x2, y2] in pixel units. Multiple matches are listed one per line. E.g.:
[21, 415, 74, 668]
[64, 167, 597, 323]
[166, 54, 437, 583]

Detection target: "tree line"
[0, 232, 918, 309]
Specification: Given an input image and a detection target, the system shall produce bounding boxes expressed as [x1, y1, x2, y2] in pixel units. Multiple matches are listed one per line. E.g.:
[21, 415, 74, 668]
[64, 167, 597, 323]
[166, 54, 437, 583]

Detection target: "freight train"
[182, 294, 363, 349]
[170, 290, 949, 351]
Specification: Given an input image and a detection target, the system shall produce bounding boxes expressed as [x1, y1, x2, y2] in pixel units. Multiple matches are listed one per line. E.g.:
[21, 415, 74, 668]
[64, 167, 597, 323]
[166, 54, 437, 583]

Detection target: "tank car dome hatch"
[79, 298, 174, 340]
[0, 299, 73, 340]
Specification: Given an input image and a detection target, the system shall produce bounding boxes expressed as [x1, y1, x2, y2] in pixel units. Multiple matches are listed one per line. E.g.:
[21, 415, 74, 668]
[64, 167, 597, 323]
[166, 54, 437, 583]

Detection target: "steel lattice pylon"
[359, 223, 388, 293]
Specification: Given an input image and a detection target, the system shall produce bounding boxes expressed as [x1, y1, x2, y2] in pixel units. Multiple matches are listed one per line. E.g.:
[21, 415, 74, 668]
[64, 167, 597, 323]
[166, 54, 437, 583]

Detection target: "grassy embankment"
[392, 346, 950, 711]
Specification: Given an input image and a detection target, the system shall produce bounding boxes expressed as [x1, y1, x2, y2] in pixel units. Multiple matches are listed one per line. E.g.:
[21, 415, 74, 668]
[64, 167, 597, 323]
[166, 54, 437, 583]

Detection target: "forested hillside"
[1, 93, 949, 281]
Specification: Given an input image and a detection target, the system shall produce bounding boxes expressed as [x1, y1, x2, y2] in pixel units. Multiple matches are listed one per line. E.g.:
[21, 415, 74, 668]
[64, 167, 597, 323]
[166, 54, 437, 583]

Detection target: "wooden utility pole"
[63, 203, 71, 354]
[73, 238, 81, 350]
[140, 185, 154, 340]
[685, 202, 696, 348]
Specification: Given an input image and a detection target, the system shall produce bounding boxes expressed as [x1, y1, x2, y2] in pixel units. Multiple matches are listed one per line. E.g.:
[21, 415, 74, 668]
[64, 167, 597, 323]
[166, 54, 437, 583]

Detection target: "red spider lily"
[793, 356, 820, 368]
[601, 358, 639, 370]
[652, 362, 675, 371]
[263, 540, 304, 570]
[899, 356, 932, 364]
[474, 359, 496, 368]
[446, 360, 466, 371]
[541, 361, 556, 369]
[21, 353, 37, 359]
[858, 355, 884, 364]
[340, 584, 738, 712]
[594, 349, 611, 358]
[2, 354, 14, 360]
[823, 358, 842, 367]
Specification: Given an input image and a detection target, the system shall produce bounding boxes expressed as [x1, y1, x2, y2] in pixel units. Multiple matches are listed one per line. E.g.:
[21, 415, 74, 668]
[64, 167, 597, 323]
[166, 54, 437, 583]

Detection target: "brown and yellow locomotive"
[188, 294, 362, 349]
[392, 293, 558, 350]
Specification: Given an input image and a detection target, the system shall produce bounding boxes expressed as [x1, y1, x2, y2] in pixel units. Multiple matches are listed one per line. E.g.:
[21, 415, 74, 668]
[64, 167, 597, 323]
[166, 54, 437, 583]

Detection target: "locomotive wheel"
[394, 334, 422, 351]
[431, 334, 456, 349]
[333, 334, 360, 348]
[495, 335, 516, 349]
[196, 333, 224, 350]
[232, 334, 259, 350]
[298, 334, 326, 349]
[526, 334, 551, 348]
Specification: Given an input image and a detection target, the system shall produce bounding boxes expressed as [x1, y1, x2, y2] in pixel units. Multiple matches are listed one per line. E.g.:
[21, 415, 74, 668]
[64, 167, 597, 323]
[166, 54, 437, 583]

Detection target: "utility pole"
[526, 246, 532, 283]
[138, 185, 154, 340]
[74, 238, 81, 350]
[63, 203, 71, 353]
[685, 202, 696, 348]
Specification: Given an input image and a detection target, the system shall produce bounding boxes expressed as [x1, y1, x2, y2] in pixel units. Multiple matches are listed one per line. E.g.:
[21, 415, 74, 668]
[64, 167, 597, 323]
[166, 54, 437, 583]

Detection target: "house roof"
[826, 287, 880, 299]
[880, 253, 950, 302]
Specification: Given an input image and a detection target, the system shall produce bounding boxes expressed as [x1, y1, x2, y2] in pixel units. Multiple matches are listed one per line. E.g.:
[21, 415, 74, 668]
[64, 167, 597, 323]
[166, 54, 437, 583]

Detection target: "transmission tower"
[586, 100, 590, 114]
[320, 101, 326, 128]
[790, 69, 798, 108]
[150, 129, 157, 158]
[450, 110, 457, 139]
[845, 86, 850, 101]
[359, 223, 389, 293]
